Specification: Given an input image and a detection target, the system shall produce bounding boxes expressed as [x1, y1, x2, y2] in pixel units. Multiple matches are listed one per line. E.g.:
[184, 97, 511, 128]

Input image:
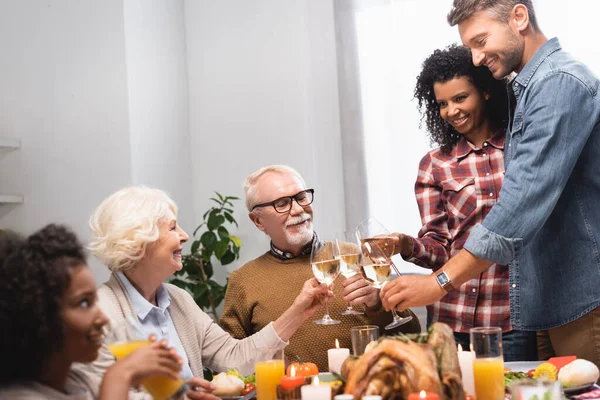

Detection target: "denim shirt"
[464, 38, 600, 330]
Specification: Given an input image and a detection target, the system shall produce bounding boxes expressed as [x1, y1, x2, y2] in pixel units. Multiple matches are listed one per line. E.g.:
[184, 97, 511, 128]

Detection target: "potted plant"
[171, 192, 241, 321]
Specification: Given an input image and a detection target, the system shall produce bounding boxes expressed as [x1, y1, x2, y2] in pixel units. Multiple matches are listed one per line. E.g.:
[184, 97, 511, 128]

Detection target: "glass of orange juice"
[255, 349, 285, 400]
[470, 327, 504, 400]
[105, 318, 187, 400]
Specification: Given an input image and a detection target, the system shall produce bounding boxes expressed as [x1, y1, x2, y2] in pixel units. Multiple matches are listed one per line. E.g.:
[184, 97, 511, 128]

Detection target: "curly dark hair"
[414, 44, 509, 154]
[0, 224, 87, 384]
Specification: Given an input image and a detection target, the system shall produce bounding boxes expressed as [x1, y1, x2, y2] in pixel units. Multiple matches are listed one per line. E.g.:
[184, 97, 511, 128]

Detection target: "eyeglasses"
[251, 189, 315, 214]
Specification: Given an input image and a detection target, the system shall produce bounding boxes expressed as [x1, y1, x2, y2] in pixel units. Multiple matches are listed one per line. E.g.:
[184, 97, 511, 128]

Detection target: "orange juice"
[108, 340, 185, 400]
[473, 357, 505, 400]
[255, 360, 285, 400]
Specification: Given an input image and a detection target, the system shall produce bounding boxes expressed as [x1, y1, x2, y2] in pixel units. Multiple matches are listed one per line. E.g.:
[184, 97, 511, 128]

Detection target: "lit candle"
[457, 344, 476, 396]
[407, 390, 440, 400]
[300, 376, 331, 400]
[280, 365, 306, 391]
[327, 339, 350, 374]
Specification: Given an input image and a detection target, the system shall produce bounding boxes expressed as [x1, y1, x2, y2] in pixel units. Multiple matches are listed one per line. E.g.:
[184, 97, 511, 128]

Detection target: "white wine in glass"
[335, 232, 364, 316]
[356, 217, 413, 330]
[310, 240, 341, 325]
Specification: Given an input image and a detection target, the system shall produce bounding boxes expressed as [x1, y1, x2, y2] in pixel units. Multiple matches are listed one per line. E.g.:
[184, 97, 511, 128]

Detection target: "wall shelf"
[0, 194, 23, 204]
[0, 137, 21, 151]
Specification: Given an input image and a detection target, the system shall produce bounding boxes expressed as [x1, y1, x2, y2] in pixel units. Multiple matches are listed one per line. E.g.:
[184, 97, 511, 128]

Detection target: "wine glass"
[334, 232, 364, 316]
[356, 217, 413, 330]
[310, 239, 341, 325]
[104, 316, 189, 400]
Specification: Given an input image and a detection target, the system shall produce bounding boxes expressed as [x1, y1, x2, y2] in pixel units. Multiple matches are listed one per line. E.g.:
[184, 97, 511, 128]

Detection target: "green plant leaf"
[170, 278, 189, 290]
[229, 235, 242, 248]
[217, 226, 229, 240]
[200, 231, 217, 252]
[226, 196, 240, 200]
[193, 285, 210, 309]
[216, 192, 224, 201]
[207, 214, 225, 231]
[203, 260, 214, 279]
[209, 197, 221, 205]
[190, 240, 200, 254]
[193, 222, 206, 236]
[224, 212, 238, 227]
[221, 250, 236, 265]
[214, 240, 228, 259]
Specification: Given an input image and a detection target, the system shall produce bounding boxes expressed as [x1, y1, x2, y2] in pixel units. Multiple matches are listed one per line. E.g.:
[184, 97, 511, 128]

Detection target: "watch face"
[436, 272, 450, 286]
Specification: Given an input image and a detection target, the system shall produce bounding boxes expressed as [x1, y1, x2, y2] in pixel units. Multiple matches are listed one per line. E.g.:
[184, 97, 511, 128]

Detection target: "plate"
[504, 361, 599, 393]
[562, 382, 597, 393]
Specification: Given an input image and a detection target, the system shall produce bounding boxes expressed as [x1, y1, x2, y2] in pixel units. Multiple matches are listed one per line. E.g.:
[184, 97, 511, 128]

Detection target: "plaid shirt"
[404, 131, 511, 332]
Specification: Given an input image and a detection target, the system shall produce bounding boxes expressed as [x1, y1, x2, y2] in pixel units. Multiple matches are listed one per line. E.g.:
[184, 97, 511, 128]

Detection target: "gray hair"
[89, 185, 178, 272]
[447, 0, 539, 31]
[243, 165, 307, 211]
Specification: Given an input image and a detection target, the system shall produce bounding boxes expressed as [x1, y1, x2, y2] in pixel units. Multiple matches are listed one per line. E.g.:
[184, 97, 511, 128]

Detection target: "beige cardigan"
[77, 274, 286, 398]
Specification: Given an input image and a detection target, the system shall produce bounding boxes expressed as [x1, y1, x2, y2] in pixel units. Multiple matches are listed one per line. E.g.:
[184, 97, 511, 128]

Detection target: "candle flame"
[290, 365, 296, 377]
[312, 376, 320, 386]
[458, 344, 463, 352]
[335, 338, 340, 349]
[420, 390, 426, 399]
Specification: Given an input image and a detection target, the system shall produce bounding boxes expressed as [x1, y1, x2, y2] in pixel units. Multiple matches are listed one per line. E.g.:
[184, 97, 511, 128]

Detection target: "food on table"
[341, 323, 464, 400]
[533, 362, 558, 381]
[241, 383, 256, 395]
[211, 372, 245, 396]
[557, 359, 600, 387]
[286, 356, 319, 377]
[547, 356, 577, 372]
[504, 371, 530, 386]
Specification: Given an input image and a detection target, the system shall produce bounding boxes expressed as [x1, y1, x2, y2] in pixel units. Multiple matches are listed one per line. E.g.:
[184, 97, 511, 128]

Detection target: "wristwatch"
[435, 271, 455, 294]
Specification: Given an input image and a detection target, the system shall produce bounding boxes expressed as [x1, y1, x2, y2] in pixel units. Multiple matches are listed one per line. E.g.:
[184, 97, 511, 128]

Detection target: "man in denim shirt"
[381, 0, 600, 367]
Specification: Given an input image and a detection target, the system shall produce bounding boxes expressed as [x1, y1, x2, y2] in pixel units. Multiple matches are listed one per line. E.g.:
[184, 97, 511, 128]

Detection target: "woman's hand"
[100, 338, 184, 400]
[391, 233, 413, 256]
[111, 339, 182, 387]
[184, 377, 219, 400]
[292, 278, 334, 318]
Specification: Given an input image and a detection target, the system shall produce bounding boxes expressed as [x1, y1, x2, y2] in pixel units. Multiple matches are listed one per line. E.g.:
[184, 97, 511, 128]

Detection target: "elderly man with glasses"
[220, 165, 420, 371]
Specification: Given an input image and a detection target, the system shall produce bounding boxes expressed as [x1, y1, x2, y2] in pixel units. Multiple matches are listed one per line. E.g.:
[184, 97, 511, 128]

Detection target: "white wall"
[123, 0, 196, 240]
[184, 0, 346, 282]
[0, 0, 132, 283]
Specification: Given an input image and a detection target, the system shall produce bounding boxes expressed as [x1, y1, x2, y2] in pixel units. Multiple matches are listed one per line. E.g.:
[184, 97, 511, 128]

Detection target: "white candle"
[457, 344, 476, 396]
[328, 339, 350, 374]
[301, 376, 331, 400]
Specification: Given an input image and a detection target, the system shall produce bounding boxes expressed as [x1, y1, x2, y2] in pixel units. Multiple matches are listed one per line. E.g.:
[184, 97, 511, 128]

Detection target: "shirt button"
[509, 143, 511, 147]
[483, 142, 488, 147]
[489, 193, 493, 197]
[483, 154, 487, 157]
[472, 288, 476, 293]
[512, 284, 517, 288]
[486, 172, 490, 176]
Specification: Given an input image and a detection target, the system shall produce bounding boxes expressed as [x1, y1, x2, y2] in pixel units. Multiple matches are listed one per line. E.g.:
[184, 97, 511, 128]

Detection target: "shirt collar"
[455, 129, 506, 159]
[270, 232, 322, 260]
[514, 37, 561, 89]
[116, 271, 171, 320]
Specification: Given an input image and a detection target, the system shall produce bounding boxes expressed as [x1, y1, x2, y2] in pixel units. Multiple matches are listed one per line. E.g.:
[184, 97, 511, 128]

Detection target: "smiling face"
[434, 76, 488, 139]
[458, 10, 524, 78]
[143, 210, 189, 279]
[249, 171, 314, 254]
[61, 266, 109, 363]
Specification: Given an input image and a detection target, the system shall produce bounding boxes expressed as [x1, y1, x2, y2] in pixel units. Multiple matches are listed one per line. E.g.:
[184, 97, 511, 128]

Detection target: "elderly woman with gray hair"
[84, 185, 332, 399]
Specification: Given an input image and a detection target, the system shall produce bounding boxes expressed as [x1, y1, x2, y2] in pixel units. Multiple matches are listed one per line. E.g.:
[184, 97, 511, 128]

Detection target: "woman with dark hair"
[389, 44, 536, 361]
[0, 224, 209, 399]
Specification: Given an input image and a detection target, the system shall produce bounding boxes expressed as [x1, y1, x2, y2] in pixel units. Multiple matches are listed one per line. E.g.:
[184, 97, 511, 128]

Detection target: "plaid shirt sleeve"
[403, 152, 452, 270]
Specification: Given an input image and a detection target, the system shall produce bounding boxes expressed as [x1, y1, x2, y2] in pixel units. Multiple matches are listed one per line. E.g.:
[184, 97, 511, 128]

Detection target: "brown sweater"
[220, 251, 421, 372]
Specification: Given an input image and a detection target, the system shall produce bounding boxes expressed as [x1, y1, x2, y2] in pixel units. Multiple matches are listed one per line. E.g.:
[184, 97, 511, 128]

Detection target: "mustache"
[285, 214, 311, 228]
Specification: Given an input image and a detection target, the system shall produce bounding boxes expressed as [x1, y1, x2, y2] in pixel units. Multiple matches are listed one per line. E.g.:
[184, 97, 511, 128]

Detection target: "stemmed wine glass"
[310, 239, 341, 325]
[334, 232, 364, 316]
[356, 217, 413, 330]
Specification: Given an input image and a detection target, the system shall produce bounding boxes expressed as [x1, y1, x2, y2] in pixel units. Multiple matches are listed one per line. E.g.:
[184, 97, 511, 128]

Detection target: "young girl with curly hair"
[0, 224, 195, 399]
[390, 44, 537, 361]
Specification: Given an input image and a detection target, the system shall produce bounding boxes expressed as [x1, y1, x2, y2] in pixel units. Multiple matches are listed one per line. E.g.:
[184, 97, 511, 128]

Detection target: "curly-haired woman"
[389, 44, 536, 361]
[0, 224, 193, 400]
